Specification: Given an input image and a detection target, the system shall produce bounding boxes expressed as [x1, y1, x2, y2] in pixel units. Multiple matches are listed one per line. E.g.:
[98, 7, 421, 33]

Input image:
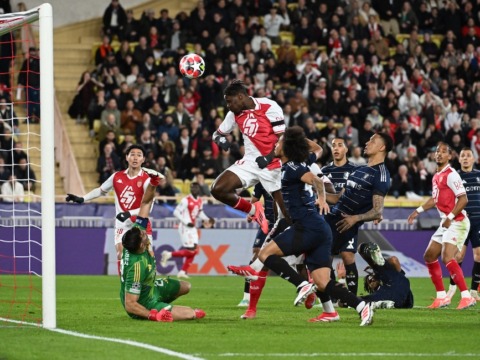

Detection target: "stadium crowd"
[64, 0, 480, 201]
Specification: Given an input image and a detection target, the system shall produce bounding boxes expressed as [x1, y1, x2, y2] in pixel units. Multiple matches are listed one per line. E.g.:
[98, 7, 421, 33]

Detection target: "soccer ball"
[179, 54, 205, 79]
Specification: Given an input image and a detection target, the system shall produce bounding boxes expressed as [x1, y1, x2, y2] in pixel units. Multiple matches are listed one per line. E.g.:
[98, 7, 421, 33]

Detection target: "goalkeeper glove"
[116, 211, 131, 222]
[65, 194, 84, 204]
[148, 308, 173, 322]
[255, 153, 274, 169]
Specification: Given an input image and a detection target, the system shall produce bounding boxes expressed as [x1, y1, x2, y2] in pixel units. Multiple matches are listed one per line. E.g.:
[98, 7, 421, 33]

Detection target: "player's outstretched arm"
[65, 193, 84, 203]
[138, 168, 164, 219]
[407, 197, 435, 224]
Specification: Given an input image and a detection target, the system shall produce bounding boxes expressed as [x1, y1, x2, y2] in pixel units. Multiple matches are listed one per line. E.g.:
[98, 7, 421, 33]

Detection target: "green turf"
[0, 275, 479, 360]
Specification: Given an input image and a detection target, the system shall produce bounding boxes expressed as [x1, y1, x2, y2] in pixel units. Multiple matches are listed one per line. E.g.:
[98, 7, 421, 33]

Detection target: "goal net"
[0, 4, 55, 328]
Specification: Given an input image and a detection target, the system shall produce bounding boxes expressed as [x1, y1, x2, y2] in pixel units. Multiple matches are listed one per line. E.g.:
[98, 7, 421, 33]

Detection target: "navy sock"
[325, 279, 361, 309]
[345, 262, 359, 295]
[263, 255, 306, 288]
[472, 261, 480, 291]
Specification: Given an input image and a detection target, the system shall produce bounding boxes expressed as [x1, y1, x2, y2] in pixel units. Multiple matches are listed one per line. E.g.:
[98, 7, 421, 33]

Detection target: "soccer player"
[228, 126, 375, 326]
[66, 144, 153, 274]
[407, 142, 476, 309]
[358, 242, 414, 309]
[325, 133, 392, 295]
[160, 182, 215, 279]
[321, 137, 357, 193]
[237, 182, 275, 310]
[211, 80, 287, 235]
[120, 167, 205, 322]
[446, 148, 480, 301]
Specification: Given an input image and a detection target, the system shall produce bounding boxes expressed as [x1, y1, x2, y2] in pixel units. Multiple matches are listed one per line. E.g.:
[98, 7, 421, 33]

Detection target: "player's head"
[459, 147, 474, 171]
[224, 80, 250, 115]
[331, 137, 348, 162]
[363, 268, 380, 294]
[435, 142, 452, 167]
[126, 144, 146, 168]
[363, 133, 393, 158]
[190, 182, 201, 197]
[276, 126, 310, 162]
[122, 227, 148, 253]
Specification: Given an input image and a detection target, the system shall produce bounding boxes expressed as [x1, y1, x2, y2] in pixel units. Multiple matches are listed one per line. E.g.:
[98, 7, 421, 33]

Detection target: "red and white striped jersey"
[101, 169, 151, 214]
[218, 97, 285, 170]
[432, 164, 466, 221]
[174, 194, 210, 226]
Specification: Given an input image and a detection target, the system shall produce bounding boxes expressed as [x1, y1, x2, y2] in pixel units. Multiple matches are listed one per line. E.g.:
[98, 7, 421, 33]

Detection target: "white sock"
[248, 204, 256, 216]
[356, 301, 366, 314]
[448, 284, 457, 291]
[322, 300, 335, 313]
[243, 292, 250, 301]
[250, 258, 264, 272]
[437, 291, 447, 298]
[461, 290, 472, 298]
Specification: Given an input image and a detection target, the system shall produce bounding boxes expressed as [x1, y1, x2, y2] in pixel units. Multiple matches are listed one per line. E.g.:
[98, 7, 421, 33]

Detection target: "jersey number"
[243, 115, 259, 137]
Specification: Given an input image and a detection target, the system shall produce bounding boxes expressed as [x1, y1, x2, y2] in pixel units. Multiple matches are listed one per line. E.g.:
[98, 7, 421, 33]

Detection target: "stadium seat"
[173, 179, 184, 194]
[279, 31, 295, 44]
[185, 42, 195, 53]
[287, 3, 298, 11]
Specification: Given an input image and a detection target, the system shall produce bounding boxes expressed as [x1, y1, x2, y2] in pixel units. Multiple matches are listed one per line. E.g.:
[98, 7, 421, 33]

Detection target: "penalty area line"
[0, 317, 204, 360]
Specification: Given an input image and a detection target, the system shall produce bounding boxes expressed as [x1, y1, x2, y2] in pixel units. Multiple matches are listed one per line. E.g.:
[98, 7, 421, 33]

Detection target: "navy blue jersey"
[252, 183, 275, 223]
[331, 163, 391, 219]
[281, 160, 317, 222]
[321, 161, 357, 192]
[458, 169, 480, 221]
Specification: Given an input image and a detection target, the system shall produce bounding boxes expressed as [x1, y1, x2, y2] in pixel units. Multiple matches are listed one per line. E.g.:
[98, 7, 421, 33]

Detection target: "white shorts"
[431, 217, 470, 251]
[114, 218, 153, 245]
[178, 225, 199, 248]
[227, 160, 281, 193]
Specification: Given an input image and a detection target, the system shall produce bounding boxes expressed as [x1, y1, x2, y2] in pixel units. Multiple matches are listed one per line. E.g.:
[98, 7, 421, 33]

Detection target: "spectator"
[96, 143, 122, 184]
[0, 156, 11, 185]
[120, 99, 142, 135]
[391, 164, 414, 198]
[158, 115, 180, 142]
[17, 47, 40, 122]
[1, 175, 24, 203]
[197, 145, 218, 179]
[98, 129, 119, 155]
[14, 158, 36, 192]
[98, 113, 122, 142]
[263, 7, 290, 45]
[102, 0, 127, 41]
[348, 146, 367, 165]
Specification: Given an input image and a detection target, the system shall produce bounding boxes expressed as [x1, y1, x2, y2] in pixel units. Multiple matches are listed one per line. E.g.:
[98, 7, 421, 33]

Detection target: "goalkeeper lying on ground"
[119, 167, 206, 322]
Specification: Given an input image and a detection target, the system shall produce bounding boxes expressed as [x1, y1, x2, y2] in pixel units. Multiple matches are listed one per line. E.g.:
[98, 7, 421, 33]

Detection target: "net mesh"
[0, 10, 42, 325]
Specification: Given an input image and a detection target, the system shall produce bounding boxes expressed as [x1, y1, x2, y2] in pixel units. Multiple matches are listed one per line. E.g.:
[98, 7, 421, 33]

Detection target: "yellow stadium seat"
[279, 31, 295, 44]
[93, 119, 101, 134]
[185, 42, 195, 53]
[173, 179, 184, 194]
[431, 34, 444, 48]
[287, 3, 298, 11]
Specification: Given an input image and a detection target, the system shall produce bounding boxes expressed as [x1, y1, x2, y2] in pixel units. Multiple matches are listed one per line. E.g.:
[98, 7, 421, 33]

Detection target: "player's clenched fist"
[65, 194, 84, 204]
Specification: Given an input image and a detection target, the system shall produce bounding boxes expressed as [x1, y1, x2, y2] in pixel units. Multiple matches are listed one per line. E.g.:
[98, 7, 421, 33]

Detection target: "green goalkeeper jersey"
[120, 247, 157, 312]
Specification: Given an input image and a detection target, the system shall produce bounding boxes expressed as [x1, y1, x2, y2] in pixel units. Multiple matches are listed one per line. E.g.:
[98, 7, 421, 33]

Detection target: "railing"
[54, 95, 85, 195]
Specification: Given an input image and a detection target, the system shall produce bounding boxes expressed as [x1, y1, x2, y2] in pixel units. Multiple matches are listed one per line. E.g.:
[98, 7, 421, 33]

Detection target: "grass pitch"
[0, 275, 479, 360]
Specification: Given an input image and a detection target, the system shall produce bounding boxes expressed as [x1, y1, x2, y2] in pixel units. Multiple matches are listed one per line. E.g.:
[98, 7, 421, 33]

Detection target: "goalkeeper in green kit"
[119, 167, 206, 322]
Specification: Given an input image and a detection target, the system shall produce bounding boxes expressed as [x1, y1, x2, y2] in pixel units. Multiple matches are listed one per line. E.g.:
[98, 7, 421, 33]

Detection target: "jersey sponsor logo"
[243, 113, 259, 137]
[465, 186, 480, 192]
[347, 179, 362, 190]
[120, 185, 137, 209]
[334, 182, 346, 189]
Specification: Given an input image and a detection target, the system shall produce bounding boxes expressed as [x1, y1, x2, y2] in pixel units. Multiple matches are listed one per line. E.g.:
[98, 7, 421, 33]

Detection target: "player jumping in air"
[211, 80, 288, 235]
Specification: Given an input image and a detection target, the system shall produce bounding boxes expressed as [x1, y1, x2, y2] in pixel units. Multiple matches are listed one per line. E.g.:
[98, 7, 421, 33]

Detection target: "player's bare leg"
[211, 170, 269, 233]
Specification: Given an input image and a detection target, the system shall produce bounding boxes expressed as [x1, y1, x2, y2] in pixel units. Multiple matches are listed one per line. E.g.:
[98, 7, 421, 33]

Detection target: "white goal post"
[0, 3, 55, 329]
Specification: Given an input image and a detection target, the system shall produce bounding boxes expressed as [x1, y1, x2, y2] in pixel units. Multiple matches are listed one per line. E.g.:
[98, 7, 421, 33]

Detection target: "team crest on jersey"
[343, 172, 349, 179]
[363, 173, 369, 180]
[137, 181, 143, 187]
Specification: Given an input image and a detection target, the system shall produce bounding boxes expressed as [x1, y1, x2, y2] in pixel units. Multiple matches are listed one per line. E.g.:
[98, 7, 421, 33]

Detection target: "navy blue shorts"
[464, 221, 480, 248]
[253, 228, 268, 248]
[326, 213, 360, 255]
[273, 215, 333, 271]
